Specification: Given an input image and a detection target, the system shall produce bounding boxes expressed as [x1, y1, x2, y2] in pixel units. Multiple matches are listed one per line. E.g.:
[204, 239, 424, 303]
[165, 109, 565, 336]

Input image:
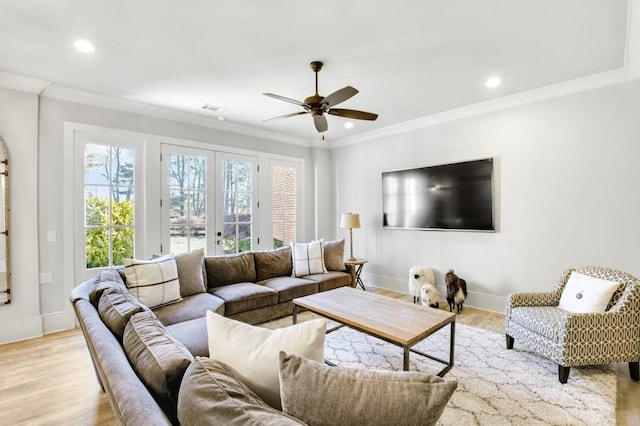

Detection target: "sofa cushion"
[123, 311, 193, 422]
[206, 311, 326, 410]
[262, 276, 318, 303]
[166, 317, 210, 357]
[153, 292, 225, 326]
[178, 357, 305, 426]
[205, 252, 256, 288]
[279, 352, 457, 426]
[323, 239, 346, 271]
[291, 240, 327, 277]
[123, 254, 182, 308]
[208, 283, 278, 316]
[98, 286, 148, 341]
[175, 248, 207, 297]
[254, 246, 293, 281]
[89, 269, 128, 307]
[303, 271, 352, 292]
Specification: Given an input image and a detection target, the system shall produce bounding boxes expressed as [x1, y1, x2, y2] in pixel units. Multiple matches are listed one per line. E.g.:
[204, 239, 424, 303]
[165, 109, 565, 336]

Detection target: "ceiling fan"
[263, 61, 378, 133]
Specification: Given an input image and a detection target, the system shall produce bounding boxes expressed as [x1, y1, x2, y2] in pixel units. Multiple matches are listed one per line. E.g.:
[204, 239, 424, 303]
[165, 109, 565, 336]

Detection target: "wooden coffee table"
[293, 287, 456, 376]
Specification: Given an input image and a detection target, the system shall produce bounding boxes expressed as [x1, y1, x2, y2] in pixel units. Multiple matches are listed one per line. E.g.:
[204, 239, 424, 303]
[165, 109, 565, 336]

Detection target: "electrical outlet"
[46, 231, 57, 242]
[39, 272, 52, 284]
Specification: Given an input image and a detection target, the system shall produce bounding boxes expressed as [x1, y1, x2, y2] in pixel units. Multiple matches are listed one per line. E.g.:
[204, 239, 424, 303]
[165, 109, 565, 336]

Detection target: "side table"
[344, 259, 368, 291]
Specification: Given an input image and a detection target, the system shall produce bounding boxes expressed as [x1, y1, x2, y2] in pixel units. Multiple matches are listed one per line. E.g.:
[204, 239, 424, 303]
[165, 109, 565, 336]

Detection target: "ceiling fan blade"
[263, 111, 309, 122]
[327, 108, 378, 121]
[263, 93, 307, 107]
[321, 86, 358, 108]
[313, 114, 328, 133]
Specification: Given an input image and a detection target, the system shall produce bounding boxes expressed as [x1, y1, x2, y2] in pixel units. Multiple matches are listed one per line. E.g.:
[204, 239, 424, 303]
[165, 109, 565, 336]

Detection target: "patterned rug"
[263, 313, 615, 426]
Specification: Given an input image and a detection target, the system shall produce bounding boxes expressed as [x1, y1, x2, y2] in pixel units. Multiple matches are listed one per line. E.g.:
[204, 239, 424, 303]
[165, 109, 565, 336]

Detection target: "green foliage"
[273, 237, 284, 248]
[85, 196, 134, 268]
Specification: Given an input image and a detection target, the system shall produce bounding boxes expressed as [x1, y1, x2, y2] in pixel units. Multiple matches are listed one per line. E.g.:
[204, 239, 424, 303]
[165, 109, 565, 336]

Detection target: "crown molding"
[39, 84, 310, 147]
[329, 67, 638, 149]
[0, 72, 51, 94]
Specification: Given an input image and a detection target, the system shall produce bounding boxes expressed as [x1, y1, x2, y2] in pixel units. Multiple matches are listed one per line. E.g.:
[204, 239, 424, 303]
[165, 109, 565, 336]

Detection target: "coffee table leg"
[403, 346, 410, 371]
[293, 304, 298, 324]
[449, 321, 455, 367]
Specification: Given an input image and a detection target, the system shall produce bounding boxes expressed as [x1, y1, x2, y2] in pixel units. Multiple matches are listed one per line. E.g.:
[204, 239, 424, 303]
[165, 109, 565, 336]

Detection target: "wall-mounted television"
[382, 158, 495, 231]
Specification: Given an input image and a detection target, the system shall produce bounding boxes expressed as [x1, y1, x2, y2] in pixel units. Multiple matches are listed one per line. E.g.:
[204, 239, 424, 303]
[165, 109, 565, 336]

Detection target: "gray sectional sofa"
[70, 243, 355, 425]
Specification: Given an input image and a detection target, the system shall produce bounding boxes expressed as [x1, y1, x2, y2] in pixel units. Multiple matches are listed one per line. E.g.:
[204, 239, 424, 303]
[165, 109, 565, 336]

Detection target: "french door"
[161, 145, 257, 255]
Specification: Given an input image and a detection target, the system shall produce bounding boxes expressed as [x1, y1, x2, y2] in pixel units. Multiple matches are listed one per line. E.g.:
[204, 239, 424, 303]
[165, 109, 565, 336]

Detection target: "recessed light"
[74, 39, 95, 53]
[217, 116, 225, 121]
[344, 121, 354, 129]
[485, 77, 501, 88]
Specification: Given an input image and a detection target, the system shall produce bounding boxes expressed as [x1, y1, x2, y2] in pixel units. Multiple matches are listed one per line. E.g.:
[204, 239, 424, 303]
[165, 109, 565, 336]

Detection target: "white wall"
[333, 80, 640, 312]
[0, 87, 41, 343]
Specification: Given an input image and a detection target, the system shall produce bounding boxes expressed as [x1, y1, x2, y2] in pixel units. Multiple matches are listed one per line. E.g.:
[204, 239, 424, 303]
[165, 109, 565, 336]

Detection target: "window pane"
[170, 154, 188, 189]
[113, 191, 134, 226]
[85, 144, 109, 185]
[86, 228, 109, 269]
[112, 227, 134, 266]
[111, 147, 134, 187]
[85, 187, 110, 227]
[189, 156, 206, 189]
[284, 195, 296, 222]
[170, 189, 188, 221]
[189, 190, 206, 223]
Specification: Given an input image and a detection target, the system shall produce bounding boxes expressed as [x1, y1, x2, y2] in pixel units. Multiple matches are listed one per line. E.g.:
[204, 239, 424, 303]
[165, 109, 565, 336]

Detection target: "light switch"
[47, 231, 56, 242]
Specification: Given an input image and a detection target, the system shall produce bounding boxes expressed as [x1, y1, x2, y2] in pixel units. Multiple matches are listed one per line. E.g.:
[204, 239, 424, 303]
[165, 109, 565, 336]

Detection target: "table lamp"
[340, 212, 360, 261]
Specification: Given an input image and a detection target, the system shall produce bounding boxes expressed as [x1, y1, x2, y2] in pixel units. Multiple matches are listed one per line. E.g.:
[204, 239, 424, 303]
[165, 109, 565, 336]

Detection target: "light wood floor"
[0, 287, 637, 425]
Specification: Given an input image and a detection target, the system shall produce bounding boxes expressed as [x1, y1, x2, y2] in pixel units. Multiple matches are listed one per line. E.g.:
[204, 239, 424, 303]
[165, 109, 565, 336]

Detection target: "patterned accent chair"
[505, 266, 640, 383]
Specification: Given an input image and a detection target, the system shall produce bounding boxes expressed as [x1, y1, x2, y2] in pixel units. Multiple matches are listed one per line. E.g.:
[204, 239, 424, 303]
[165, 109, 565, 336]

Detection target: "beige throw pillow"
[206, 311, 326, 409]
[291, 239, 327, 277]
[279, 352, 457, 426]
[123, 254, 181, 308]
[174, 248, 206, 297]
[323, 239, 346, 271]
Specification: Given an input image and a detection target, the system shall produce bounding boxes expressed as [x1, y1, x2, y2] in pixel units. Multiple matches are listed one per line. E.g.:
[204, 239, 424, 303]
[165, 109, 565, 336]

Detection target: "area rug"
[263, 313, 615, 426]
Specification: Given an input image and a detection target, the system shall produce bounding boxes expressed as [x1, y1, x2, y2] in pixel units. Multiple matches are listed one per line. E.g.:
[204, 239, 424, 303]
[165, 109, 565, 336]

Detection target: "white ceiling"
[0, 1, 634, 143]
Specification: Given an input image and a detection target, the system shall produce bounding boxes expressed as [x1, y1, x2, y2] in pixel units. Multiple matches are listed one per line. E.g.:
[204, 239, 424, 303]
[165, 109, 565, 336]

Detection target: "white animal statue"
[408, 266, 436, 304]
[420, 283, 441, 309]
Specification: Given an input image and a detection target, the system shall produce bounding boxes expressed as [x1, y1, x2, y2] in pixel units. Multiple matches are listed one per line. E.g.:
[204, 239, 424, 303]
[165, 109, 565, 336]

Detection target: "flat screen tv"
[382, 158, 494, 231]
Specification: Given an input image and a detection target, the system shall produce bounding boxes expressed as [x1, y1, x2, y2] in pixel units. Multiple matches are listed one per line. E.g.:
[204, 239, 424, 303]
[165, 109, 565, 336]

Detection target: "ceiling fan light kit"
[263, 61, 378, 133]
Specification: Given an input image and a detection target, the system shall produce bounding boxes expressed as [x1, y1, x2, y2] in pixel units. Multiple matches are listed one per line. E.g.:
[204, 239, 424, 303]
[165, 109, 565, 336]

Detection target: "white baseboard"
[0, 315, 43, 345]
[42, 310, 76, 334]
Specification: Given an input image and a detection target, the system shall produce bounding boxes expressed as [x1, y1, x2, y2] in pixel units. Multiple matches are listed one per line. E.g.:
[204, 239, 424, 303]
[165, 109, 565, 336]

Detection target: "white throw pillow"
[206, 311, 326, 410]
[558, 272, 619, 313]
[123, 254, 182, 309]
[291, 239, 327, 277]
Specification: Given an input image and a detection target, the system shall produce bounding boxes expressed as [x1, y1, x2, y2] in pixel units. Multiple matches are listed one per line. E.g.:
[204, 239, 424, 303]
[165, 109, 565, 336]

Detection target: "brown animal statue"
[445, 269, 468, 313]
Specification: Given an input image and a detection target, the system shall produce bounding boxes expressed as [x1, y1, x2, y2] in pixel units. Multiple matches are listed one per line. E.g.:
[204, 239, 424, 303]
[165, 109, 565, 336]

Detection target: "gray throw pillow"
[175, 248, 206, 297]
[98, 286, 147, 341]
[123, 311, 194, 422]
[323, 239, 346, 271]
[178, 357, 305, 426]
[254, 246, 293, 281]
[278, 352, 457, 426]
[205, 252, 256, 287]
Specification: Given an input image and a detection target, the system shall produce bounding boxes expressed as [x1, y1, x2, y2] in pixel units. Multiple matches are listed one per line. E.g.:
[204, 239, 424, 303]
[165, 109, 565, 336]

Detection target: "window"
[219, 156, 255, 254]
[168, 153, 207, 253]
[272, 165, 297, 248]
[84, 144, 135, 268]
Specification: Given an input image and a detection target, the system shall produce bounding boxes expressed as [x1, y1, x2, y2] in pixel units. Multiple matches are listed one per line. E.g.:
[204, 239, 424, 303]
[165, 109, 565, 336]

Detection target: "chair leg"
[506, 334, 514, 349]
[630, 362, 639, 381]
[558, 365, 570, 384]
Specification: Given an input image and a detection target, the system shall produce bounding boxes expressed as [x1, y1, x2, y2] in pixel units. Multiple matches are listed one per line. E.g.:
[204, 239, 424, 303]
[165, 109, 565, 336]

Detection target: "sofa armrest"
[562, 310, 640, 348]
[344, 264, 356, 288]
[505, 291, 559, 319]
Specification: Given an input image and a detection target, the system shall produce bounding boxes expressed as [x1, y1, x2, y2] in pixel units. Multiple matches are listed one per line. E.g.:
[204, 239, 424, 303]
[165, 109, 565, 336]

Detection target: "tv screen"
[382, 158, 494, 231]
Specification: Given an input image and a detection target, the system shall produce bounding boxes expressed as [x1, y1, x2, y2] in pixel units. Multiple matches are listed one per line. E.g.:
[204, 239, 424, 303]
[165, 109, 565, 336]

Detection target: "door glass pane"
[169, 153, 207, 253]
[272, 165, 296, 248]
[84, 144, 135, 269]
[221, 159, 252, 254]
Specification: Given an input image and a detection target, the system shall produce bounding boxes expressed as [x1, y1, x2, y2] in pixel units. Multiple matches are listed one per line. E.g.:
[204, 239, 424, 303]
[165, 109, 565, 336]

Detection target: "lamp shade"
[339, 213, 360, 229]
